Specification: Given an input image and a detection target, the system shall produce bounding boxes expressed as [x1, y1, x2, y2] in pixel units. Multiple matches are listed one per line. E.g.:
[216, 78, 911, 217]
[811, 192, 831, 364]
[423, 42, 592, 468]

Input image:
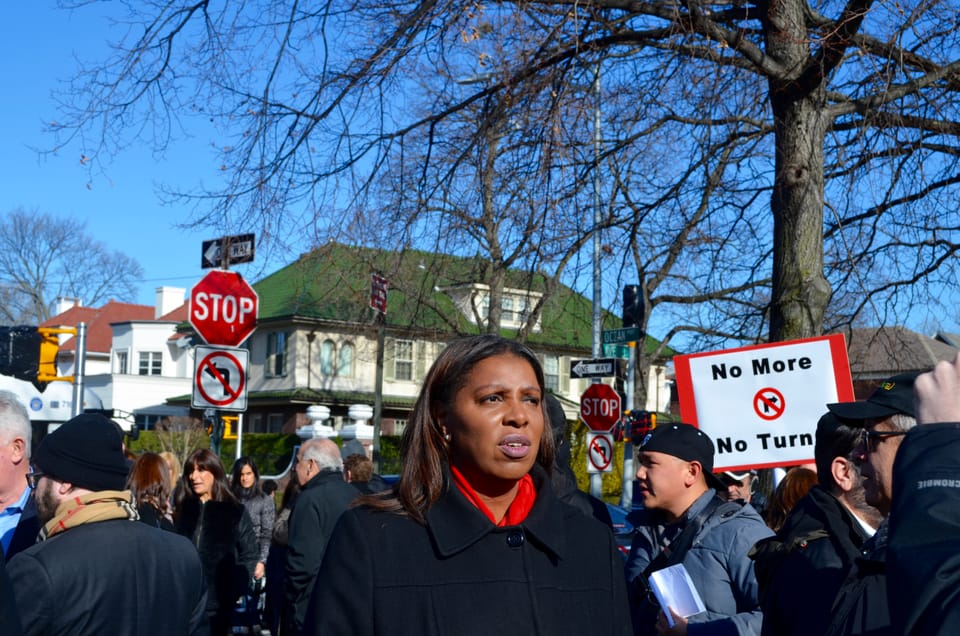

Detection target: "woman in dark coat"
[305, 335, 632, 635]
[176, 448, 258, 636]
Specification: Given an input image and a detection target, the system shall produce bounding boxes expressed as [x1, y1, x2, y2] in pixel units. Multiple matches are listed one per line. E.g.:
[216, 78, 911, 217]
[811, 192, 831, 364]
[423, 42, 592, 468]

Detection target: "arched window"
[320, 339, 336, 376]
[338, 342, 355, 378]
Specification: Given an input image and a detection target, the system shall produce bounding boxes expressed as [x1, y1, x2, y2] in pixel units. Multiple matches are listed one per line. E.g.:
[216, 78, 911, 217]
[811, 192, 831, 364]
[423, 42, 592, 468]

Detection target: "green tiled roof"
[252, 242, 671, 356]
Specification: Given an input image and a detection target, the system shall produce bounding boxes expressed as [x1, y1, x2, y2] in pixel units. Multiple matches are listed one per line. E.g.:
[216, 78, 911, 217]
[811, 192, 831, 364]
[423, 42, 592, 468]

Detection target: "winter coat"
[625, 489, 773, 636]
[8, 518, 207, 635]
[888, 423, 960, 635]
[284, 469, 360, 634]
[239, 490, 275, 564]
[0, 556, 21, 636]
[823, 524, 891, 636]
[176, 496, 258, 615]
[304, 466, 632, 636]
[749, 486, 872, 636]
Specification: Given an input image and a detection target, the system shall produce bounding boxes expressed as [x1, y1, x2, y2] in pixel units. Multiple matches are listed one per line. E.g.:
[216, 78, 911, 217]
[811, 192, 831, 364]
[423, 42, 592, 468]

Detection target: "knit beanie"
[33, 413, 130, 491]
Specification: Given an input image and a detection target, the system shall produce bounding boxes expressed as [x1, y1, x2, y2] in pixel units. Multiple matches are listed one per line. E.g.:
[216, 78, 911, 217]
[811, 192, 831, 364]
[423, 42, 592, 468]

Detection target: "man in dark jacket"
[0, 391, 39, 562]
[823, 372, 918, 636]
[750, 413, 882, 636]
[284, 438, 360, 635]
[7, 413, 208, 635]
[886, 354, 960, 635]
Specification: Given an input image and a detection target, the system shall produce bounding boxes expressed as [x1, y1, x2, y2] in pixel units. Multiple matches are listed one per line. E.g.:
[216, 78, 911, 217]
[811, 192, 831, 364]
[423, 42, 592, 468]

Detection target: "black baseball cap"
[638, 423, 727, 492]
[826, 372, 918, 422]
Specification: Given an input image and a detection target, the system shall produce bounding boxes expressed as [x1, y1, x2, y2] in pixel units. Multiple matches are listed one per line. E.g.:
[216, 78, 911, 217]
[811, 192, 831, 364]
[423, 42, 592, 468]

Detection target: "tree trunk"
[766, 0, 833, 342]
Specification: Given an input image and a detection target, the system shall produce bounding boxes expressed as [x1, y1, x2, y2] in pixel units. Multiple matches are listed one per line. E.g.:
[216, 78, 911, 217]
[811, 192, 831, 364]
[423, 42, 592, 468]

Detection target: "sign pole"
[235, 412, 244, 460]
[372, 312, 385, 473]
[620, 342, 636, 508]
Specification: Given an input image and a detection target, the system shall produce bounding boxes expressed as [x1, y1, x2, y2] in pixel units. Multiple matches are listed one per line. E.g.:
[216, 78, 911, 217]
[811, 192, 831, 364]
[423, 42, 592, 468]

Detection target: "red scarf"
[451, 466, 537, 526]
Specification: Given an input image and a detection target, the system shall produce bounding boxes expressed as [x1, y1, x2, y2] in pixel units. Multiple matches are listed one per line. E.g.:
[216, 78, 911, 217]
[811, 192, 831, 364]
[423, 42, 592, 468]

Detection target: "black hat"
[33, 413, 130, 492]
[638, 423, 727, 492]
[826, 372, 919, 422]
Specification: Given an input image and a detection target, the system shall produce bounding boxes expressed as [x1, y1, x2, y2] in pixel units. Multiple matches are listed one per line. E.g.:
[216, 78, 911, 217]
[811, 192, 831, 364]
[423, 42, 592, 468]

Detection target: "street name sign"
[602, 327, 640, 345]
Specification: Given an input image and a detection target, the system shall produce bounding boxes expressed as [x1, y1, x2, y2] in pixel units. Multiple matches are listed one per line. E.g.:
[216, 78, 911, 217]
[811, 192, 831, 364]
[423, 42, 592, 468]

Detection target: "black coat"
[176, 497, 258, 614]
[8, 518, 208, 635]
[888, 423, 960, 635]
[0, 556, 22, 636]
[284, 469, 360, 633]
[751, 486, 872, 636]
[304, 467, 632, 636]
[4, 492, 38, 562]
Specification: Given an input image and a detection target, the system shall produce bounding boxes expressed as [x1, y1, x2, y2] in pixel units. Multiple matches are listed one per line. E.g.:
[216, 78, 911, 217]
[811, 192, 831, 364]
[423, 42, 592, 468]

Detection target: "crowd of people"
[0, 333, 959, 635]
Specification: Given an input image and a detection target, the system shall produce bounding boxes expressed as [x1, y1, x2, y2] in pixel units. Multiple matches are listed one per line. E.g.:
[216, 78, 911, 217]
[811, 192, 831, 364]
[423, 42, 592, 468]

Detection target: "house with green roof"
[217, 242, 673, 439]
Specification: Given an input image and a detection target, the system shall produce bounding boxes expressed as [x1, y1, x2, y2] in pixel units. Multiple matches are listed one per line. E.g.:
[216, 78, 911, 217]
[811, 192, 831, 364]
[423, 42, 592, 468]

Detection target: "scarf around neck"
[451, 466, 537, 527]
[40, 490, 139, 541]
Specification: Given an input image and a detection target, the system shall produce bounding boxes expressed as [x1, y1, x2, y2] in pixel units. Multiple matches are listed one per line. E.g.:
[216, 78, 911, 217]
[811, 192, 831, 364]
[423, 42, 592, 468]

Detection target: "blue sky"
[0, 3, 260, 307]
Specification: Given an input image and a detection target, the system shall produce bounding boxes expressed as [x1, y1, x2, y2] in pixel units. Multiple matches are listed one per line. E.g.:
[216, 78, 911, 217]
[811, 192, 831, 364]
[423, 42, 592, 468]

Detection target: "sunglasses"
[863, 430, 907, 453]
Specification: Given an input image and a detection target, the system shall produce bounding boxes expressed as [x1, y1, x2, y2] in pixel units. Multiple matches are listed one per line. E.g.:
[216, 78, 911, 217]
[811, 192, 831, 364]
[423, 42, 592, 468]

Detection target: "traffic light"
[222, 415, 239, 440]
[0, 326, 75, 389]
[625, 410, 657, 444]
[37, 327, 63, 383]
[623, 285, 645, 329]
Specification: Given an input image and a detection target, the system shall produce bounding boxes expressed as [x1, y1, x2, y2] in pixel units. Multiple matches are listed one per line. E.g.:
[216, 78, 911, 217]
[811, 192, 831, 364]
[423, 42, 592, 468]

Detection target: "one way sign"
[570, 358, 620, 379]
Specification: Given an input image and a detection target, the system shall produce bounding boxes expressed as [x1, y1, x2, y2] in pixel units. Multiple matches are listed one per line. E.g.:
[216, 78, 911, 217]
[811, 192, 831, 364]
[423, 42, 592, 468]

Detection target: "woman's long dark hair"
[180, 448, 237, 505]
[230, 456, 263, 500]
[361, 334, 554, 523]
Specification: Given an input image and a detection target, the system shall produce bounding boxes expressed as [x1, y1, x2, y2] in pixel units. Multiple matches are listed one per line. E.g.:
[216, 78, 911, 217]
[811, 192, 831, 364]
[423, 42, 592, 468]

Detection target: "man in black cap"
[625, 423, 772, 635]
[750, 413, 882, 636]
[7, 413, 209, 635]
[823, 372, 918, 636]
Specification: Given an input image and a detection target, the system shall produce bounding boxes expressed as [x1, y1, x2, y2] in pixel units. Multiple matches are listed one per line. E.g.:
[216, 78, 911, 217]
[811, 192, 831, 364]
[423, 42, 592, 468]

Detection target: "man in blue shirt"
[0, 391, 36, 561]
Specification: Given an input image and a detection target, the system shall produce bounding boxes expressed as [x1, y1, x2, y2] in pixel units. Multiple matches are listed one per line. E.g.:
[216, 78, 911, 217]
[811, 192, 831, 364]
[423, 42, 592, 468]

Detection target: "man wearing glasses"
[0, 391, 38, 563]
[284, 438, 359, 635]
[822, 371, 918, 636]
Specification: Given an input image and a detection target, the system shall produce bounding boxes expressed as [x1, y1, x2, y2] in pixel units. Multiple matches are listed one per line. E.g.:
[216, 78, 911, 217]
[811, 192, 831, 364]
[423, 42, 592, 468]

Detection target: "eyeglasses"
[25, 471, 46, 489]
[864, 430, 908, 453]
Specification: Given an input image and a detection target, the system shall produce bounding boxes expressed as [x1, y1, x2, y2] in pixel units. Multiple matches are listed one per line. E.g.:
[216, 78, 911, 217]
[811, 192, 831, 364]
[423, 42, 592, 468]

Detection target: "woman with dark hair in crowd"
[126, 452, 175, 531]
[231, 457, 275, 583]
[176, 448, 258, 636]
[305, 334, 631, 635]
[231, 456, 275, 630]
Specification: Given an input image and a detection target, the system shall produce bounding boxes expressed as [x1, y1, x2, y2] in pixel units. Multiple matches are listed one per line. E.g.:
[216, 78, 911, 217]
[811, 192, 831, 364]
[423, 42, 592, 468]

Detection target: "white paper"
[647, 563, 707, 627]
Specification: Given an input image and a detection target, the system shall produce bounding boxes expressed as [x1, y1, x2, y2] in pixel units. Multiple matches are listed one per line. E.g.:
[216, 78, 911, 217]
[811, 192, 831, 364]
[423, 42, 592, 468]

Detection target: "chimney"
[54, 297, 81, 316]
[155, 286, 186, 319]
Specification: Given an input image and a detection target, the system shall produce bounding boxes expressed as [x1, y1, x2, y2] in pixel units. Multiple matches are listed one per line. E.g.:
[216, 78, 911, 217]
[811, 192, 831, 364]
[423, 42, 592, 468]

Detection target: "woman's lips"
[498, 434, 532, 459]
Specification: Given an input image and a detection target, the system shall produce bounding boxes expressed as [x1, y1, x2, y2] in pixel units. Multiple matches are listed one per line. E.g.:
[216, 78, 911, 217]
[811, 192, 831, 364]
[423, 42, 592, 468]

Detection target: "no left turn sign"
[587, 432, 614, 474]
[193, 346, 249, 411]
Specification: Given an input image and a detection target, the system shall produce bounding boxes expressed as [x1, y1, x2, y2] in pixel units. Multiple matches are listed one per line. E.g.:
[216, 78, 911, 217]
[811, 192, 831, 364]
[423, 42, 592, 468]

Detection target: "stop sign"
[190, 270, 259, 347]
[580, 383, 622, 432]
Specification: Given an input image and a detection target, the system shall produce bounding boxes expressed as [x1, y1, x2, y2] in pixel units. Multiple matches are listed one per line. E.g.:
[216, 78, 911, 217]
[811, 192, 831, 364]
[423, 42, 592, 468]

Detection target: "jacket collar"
[425, 464, 568, 560]
[302, 468, 346, 491]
